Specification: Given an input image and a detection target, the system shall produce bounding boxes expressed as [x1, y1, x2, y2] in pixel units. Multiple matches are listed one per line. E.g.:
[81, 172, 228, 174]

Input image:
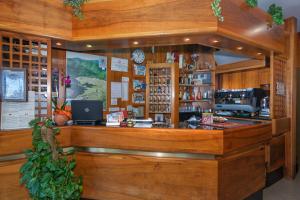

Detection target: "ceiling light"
[86, 44, 93, 48]
[212, 40, 220, 44]
[236, 46, 243, 50]
[184, 38, 190, 42]
[133, 41, 139, 45]
[56, 42, 62, 46]
[257, 52, 262, 55]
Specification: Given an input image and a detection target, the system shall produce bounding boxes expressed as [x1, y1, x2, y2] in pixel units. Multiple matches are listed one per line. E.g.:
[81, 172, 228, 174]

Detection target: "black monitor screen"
[71, 100, 103, 122]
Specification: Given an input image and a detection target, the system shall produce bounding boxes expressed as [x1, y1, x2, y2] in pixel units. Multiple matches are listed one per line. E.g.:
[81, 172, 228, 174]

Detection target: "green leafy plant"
[268, 4, 284, 25]
[64, 0, 89, 19]
[245, 0, 257, 8]
[211, 0, 224, 22]
[20, 118, 82, 200]
[211, 0, 284, 26]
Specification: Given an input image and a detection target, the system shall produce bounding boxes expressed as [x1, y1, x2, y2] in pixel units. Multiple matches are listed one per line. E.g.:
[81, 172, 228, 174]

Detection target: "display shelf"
[179, 99, 212, 103]
[146, 63, 179, 127]
[178, 50, 216, 114]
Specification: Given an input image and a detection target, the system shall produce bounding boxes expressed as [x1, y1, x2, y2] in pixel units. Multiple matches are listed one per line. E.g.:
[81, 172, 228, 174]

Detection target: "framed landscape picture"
[66, 51, 107, 108]
[1, 68, 27, 102]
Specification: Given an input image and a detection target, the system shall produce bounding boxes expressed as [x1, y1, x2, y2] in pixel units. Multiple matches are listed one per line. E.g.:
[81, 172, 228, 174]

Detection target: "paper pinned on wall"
[111, 57, 128, 72]
[127, 105, 133, 111]
[121, 77, 129, 101]
[111, 82, 122, 99]
[109, 107, 120, 112]
[111, 98, 118, 105]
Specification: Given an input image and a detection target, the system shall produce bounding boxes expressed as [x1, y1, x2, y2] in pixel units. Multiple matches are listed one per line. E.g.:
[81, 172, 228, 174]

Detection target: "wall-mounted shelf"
[146, 63, 179, 128]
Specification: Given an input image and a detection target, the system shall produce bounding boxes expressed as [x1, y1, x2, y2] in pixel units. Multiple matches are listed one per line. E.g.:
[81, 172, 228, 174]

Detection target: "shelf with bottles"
[179, 84, 214, 87]
[179, 99, 212, 103]
[179, 86, 214, 101]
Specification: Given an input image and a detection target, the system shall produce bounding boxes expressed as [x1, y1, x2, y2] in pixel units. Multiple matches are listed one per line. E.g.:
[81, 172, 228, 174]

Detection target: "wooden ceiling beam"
[216, 59, 266, 74]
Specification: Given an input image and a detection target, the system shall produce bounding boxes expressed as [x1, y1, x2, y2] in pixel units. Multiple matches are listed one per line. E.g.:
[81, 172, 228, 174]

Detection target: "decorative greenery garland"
[211, 0, 284, 25]
[211, 0, 224, 22]
[20, 118, 82, 200]
[64, 0, 89, 19]
[268, 4, 284, 25]
[245, 0, 257, 8]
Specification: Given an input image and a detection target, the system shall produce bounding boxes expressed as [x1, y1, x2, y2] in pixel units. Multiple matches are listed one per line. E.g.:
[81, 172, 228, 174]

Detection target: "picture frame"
[1, 68, 27, 102]
[132, 93, 145, 104]
[133, 80, 146, 91]
[134, 65, 146, 76]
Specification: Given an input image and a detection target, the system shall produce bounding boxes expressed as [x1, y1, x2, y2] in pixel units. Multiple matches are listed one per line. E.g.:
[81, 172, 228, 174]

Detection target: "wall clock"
[132, 49, 145, 64]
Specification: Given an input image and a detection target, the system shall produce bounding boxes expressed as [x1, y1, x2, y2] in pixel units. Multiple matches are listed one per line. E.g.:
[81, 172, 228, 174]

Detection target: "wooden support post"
[284, 17, 298, 179]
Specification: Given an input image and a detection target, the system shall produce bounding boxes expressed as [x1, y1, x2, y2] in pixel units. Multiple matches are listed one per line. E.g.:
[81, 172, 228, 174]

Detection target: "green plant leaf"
[211, 0, 224, 22]
[20, 118, 82, 199]
[245, 0, 257, 8]
[268, 4, 284, 25]
[64, 0, 89, 19]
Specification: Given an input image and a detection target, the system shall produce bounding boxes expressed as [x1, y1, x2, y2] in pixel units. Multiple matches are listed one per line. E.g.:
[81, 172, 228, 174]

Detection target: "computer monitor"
[71, 100, 103, 125]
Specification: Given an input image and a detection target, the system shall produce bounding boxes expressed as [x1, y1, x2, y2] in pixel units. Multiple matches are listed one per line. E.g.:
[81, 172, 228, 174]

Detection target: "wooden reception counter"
[0, 122, 271, 200]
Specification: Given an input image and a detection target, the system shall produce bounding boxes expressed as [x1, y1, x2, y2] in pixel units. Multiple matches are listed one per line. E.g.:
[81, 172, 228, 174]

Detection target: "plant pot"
[54, 114, 69, 126]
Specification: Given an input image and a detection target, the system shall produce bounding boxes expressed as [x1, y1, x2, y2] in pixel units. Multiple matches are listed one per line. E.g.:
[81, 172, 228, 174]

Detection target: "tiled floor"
[264, 173, 300, 200]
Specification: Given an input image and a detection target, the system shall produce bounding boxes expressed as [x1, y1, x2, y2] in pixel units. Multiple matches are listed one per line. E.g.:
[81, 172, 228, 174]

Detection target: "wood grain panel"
[297, 33, 300, 68]
[218, 68, 270, 89]
[0, 127, 71, 156]
[284, 18, 298, 179]
[0, 0, 72, 39]
[71, 126, 224, 155]
[223, 124, 272, 153]
[219, 0, 285, 53]
[73, 0, 216, 40]
[0, 159, 29, 200]
[216, 59, 266, 74]
[267, 134, 285, 172]
[75, 152, 219, 200]
[272, 117, 290, 136]
[220, 146, 266, 200]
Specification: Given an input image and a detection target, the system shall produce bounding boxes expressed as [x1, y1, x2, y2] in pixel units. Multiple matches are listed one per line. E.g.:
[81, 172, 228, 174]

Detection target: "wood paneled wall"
[52, 45, 213, 115]
[0, 0, 72, 39]
[217, 68, 270, 89]
[297, 33, 300, 68]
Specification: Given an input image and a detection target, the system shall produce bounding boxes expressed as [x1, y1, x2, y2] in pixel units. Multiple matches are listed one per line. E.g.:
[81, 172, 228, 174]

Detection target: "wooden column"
[284, 17, 298, 179]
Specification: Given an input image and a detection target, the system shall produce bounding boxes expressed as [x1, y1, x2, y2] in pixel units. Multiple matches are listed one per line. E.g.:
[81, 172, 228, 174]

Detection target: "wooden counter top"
[0, 123, 271, 157]
[0, 123, 272, 200]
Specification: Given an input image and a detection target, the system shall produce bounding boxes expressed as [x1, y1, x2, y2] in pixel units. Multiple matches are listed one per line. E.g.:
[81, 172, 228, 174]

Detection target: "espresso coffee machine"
[214, 88, 266, 117]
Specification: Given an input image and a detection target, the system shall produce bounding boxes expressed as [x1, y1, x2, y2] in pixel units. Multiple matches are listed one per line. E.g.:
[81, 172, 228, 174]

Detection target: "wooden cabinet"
[220, 146, 266, 200]
[146, 63, 179, 128]
[0, 31, 52, 118]
[266, 134, 286, 172]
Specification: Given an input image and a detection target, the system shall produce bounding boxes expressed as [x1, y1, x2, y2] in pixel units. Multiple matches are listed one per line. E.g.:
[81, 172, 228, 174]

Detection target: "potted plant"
[20, 118, 82, 199]
[52, 98, 72, 126]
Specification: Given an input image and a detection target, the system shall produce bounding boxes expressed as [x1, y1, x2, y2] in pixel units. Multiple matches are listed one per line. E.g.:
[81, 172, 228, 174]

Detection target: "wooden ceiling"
[0, 0, 286, 57]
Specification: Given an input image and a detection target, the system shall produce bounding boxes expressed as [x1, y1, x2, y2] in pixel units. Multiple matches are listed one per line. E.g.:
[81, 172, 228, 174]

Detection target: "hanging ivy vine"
[64, 0, 89, 19]
[211, 0, 284, 26]
[245, 0, 257, 8]
[20, 118, 83, 199]
[211, 0, 224, 22]
[268, 4, 284, 25]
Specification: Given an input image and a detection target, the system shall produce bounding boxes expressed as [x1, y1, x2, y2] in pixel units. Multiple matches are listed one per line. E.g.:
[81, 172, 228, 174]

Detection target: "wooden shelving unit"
[0, 31, 52, 118]
[178, 51, 216, 114]
[146, 63, 179, 128]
